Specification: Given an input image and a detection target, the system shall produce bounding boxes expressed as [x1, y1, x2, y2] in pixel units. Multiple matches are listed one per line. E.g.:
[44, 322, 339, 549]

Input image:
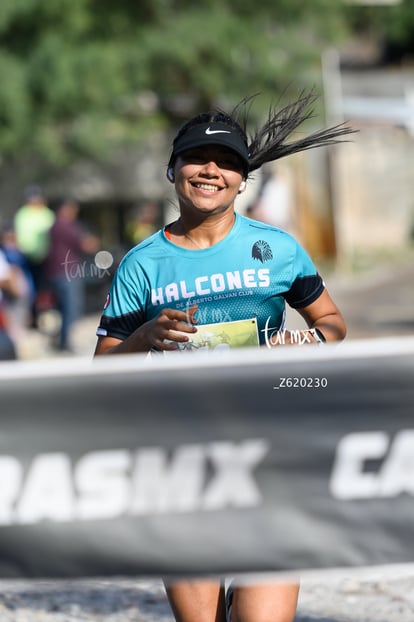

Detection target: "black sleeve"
[97, 309, 145, 341]
[284, 273, 325, 309]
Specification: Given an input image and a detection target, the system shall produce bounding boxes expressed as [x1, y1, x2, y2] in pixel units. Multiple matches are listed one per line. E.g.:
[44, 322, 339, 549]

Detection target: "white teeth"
[195, 183, 219, 191]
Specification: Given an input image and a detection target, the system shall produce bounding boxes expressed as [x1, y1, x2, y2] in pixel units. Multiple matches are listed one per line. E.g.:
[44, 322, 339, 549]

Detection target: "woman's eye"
[220, 158, 238, 167]
[184, 153, 204, 163]
[182, 151, 241, 171]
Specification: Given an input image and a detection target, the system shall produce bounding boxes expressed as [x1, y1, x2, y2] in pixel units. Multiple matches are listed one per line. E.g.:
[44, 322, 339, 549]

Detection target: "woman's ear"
[167, 167, 175, 183]
[238, 180, 247, 193]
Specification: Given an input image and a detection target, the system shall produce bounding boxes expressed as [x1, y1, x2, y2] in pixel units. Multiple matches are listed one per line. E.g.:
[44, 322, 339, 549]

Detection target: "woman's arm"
[270, 289, 346, 347]
[297, 288, 346, 343]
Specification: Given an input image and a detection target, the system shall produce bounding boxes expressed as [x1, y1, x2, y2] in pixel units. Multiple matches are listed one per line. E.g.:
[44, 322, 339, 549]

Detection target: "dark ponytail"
[242, 90, 355, 173]
[169, 90, 356, 177]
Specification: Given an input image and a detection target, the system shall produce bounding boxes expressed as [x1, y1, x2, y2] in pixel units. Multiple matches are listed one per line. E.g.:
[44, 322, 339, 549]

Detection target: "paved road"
[327, 261, 414, 340]
[1, 570, 414, 622]
[285, 258, 414, 342]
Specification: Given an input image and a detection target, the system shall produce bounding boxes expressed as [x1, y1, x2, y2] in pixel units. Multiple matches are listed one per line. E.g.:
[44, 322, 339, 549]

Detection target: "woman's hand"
[94, 304, 198, 355]
[142, 304, 199, 351]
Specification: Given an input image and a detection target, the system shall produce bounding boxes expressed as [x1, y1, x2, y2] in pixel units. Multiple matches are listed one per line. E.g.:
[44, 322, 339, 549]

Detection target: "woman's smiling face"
[173, 145, 246, 216]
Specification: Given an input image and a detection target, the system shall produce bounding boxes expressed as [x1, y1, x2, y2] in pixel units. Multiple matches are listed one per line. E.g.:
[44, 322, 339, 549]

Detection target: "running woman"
[94, 90, 354, 622]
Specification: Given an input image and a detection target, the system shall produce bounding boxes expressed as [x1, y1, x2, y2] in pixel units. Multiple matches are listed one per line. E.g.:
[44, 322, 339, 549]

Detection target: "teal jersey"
[97, 214, 324, 346]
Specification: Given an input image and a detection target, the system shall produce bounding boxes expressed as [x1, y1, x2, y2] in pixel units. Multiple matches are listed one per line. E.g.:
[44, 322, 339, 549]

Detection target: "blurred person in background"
[0, 224, 35, 347]
[44, 197, 100, 353]
[14, 184, 55, 327]
[125, 201, 161, 247]
[247, 164, 298, 237]
[0, 248, 18, 360]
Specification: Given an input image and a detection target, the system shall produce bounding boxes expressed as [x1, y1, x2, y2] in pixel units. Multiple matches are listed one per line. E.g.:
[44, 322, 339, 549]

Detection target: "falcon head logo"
[252, 240, 273, 263]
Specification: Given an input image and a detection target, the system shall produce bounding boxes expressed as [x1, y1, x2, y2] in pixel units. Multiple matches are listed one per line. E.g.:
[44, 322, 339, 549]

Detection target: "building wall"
[327, 67, 414, 265]
[332, 122, 414, 265]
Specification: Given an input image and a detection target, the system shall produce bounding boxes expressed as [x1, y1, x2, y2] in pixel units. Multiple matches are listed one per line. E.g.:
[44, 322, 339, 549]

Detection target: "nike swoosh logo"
[205, 127, 231, 135]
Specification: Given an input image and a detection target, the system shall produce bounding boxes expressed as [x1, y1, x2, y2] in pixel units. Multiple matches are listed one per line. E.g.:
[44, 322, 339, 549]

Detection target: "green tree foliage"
[344, 0, 414, 63]
[0, 0, 351, 166]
